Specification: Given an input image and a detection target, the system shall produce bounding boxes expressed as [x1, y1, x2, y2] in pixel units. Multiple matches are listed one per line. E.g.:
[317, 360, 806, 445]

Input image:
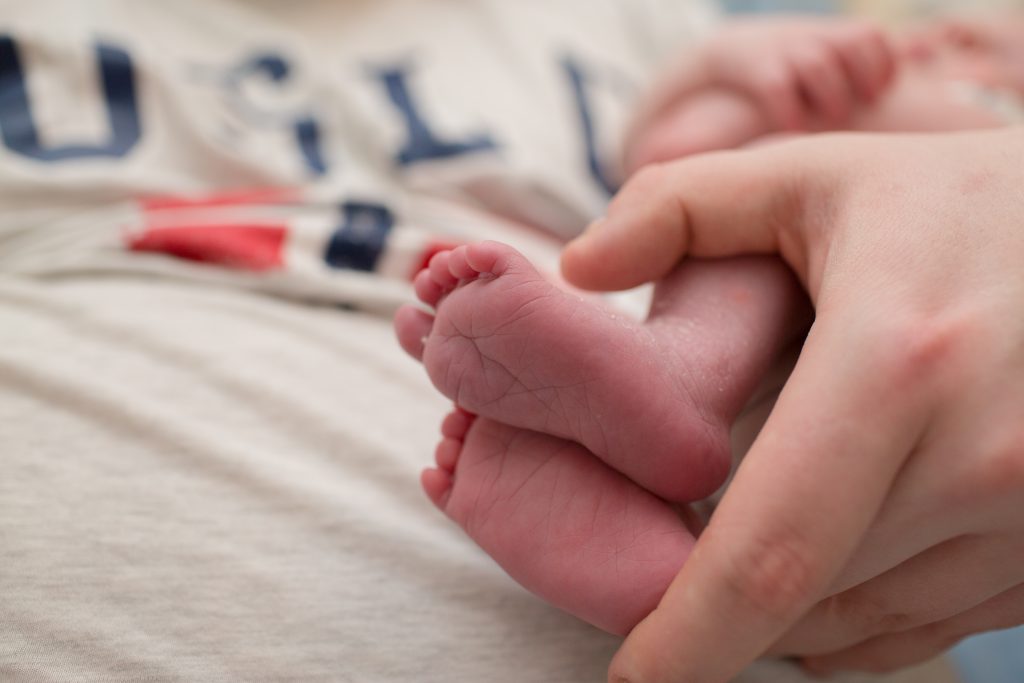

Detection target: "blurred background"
[721, 1, 1024, 681]
[724, 0, 1024, 21]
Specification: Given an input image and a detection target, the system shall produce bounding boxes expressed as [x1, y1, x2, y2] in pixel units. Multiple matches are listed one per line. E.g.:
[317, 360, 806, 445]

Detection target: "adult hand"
[561, 128, 1024, 681]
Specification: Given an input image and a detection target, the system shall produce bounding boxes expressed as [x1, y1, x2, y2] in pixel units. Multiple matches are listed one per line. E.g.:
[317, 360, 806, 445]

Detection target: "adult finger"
[561, 135, 863, 292]
[607, 317, 930, 683]
[802, 582, 1024, 676]
[772, 533, 1024, 656]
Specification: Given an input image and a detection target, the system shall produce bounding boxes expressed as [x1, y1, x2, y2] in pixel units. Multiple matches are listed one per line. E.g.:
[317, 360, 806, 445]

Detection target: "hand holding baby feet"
[396, 241, 808, 502]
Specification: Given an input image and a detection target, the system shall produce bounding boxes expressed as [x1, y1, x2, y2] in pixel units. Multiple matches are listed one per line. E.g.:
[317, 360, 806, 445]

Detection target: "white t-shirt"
[0, 0, 716, 311]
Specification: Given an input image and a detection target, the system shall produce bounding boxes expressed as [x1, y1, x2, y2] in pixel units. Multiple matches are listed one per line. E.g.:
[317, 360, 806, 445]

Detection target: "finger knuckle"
[718, 529, 824, 621]
[874, 311, 978, 393]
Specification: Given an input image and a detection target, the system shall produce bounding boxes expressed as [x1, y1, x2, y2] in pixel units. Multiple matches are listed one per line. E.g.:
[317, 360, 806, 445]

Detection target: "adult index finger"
[608, 315, 931, 683]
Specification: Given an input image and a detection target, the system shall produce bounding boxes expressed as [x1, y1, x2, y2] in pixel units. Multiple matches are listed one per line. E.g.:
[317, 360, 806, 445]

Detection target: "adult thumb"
[561, 136, 853, 292]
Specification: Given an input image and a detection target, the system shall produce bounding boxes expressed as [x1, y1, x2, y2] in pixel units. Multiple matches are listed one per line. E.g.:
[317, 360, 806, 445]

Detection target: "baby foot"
[422, 409, 697, 635]
[396, 242, 805, 501]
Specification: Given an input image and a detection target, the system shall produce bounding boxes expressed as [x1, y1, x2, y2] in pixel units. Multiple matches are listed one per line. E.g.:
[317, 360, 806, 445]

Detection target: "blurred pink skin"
[898, 24, 1019, 90]
[902, 15, 1024, 92]
[627, 18, 1023, 174]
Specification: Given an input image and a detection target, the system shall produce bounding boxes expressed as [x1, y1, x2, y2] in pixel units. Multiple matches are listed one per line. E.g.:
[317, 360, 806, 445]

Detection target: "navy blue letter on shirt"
[227, 53, 327, 176]
[324, 201, 394, 272]
[374, 64, 497, 166]
[563, 56, 618, 197]
[0, 36, 140, 161]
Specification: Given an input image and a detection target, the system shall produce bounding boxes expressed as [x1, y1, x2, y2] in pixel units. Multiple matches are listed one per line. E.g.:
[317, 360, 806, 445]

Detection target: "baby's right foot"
[423, 410, 697, 636]
[396, 241, 807, 501]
